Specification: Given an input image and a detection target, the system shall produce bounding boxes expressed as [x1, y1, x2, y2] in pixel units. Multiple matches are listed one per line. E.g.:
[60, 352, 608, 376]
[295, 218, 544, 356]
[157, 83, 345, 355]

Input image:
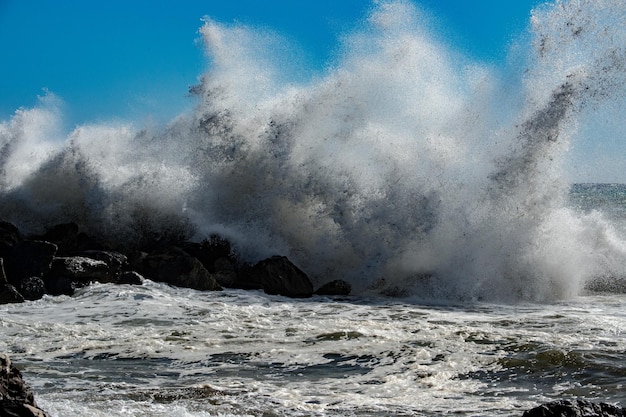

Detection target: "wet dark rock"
[44, 276, 84, 297]
[522, 400, 626, 417]
[181, 236, 238, 273]
[138, 246, 222, 291]
[315, 279, 352, 296]
[48, 256, 112, 283]
[127, 251, 148, 271]
[0, 221, 22, 259]
[117, 271, 144, 285]
[78, 250, 128, 276]
[44, 256, 113, 296]
[0, 353, 51, 417]
[212, 257, 238, 287]
[39, 222, 79, 255]
[0, 284, 24, 304]
[237, 256, 313, 298]
[37, 222, 103, 255]
[4, 241, 57, 286]
[18, 277, 46, 301]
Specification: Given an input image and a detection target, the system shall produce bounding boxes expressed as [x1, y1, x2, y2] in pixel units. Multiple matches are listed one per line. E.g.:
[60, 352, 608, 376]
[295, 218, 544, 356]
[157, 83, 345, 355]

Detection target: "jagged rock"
[237, 256, 313, 298]
[0, 284, 24, 304]
[138, 246, 222, 291]
[523, 400, 626, 417]
[4, 241, 57, 286]
[315, 279, 352, 296]
[18, 277, 46, 301]
[117, 271, 144, 285]
[0, 353, 51, 417]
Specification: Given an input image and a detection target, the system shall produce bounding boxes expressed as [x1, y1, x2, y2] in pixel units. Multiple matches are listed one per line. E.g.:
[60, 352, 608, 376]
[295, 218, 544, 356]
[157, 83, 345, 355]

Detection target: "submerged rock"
[237, 256, 313, 298]
[0, 353, 51, 417]
[523, 399, 626, 417]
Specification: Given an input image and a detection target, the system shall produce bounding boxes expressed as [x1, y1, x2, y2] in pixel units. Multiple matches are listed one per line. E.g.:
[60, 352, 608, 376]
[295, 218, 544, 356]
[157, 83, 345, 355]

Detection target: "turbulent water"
[2, 0, 626, 415]
[2, 280, 626, 416]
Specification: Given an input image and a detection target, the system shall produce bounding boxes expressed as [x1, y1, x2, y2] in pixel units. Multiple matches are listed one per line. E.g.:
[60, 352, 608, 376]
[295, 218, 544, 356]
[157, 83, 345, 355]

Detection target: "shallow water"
[2, 283, 625, 416]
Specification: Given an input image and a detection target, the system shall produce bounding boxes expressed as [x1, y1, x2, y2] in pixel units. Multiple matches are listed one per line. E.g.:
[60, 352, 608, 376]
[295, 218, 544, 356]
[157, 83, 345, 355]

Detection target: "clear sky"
[0, 0, 542, 125]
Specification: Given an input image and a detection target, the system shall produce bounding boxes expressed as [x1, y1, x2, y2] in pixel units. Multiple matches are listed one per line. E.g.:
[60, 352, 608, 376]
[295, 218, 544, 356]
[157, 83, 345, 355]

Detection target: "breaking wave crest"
[2, 0, 626, 301]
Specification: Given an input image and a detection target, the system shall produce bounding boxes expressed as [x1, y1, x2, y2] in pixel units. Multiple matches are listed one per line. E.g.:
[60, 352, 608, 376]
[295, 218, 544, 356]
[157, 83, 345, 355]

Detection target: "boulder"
[47, 256, 112, 283]
[237, 256, 313, 298]
[180, 236, 239, 287]
[0, 284, 24, 304]
[315, 279, 352, 296]
[4, 241, 57, 286]
[18, 277, 46, 301]
[523, 400, 626, 417]
[138, 246, 222, 291]
[78, 250, 128, 276]
[0, 353, 51, 417]
[44, 256, 112, 296]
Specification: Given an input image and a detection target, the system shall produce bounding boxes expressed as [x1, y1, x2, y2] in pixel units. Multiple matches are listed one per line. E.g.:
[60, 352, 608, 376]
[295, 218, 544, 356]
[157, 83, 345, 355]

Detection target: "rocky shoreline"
[0, 353, 50, 417]
[2, 220, 625, 416]
[0, 220, 352, 304]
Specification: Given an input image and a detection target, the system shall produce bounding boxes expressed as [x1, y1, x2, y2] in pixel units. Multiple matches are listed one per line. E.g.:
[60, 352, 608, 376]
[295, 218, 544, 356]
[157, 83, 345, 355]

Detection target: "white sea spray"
[1, 1, 626, 300]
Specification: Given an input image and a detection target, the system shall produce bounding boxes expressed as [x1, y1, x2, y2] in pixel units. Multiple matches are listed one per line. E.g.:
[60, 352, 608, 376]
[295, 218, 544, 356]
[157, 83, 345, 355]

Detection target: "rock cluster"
[0, 353, 51, 417]
[0, 220, 351, 304]
[523, 400, 625, 417]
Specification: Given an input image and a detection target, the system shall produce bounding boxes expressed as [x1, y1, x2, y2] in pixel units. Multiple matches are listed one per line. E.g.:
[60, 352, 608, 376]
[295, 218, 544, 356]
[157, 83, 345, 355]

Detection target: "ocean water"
[1, 280, 626, 416]
[2, 0, 626, 415]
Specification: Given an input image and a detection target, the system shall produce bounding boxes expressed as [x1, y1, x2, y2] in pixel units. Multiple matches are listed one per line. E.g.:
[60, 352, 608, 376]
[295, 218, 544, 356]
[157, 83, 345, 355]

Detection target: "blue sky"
[0, 0, 542, 125]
